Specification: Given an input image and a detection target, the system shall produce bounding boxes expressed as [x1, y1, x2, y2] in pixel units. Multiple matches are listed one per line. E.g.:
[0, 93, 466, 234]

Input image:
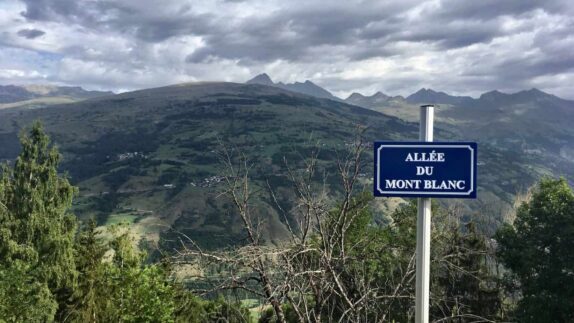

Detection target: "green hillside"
[0, 82, 548, 248]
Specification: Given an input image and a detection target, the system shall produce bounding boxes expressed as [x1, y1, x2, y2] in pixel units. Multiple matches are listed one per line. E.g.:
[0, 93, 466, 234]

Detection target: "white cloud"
[0, 0, 572, 99]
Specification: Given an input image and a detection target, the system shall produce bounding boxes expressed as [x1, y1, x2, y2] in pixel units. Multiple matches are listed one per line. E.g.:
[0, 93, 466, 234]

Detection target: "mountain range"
[405, 88, 473, 105]
[344, 86, 570, 109]
[0, 84, 112, 109]
[3, 75, 565, 111]
[244, 74, 573, 163]
[0, 76, 571, 249]
[0, 82, 421, 248]
[246, 73, 339, 100]
[345, 91, 405, 108]
[346, 87, 474, 107]
[244, 73, 571, 109]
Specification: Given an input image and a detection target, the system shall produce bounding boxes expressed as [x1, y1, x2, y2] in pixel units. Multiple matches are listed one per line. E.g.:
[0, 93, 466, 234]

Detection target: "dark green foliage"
[61, 218, 106, 321]
[259, 94, 319, 106]
[0, 122, 77, 321]
[0, 263, 58, 322]
[391, 202, 501, 321]
[66, 221, 252, 322]
[184, 153, 219, 165]
[86, 193, 119, 225]
[318, 196, 502, 322]
[64, 129, 159, 182]
[258, 303, 299, 323]
[202, 297, 251, 322]
[0, 123, 253, 322]
[70, 129, 158, 156]
[0, 132, 20, 160]
[345, 198, 418, 321]
[69, 225, 177, 322]
[102, 166, 140, 191]
[433, 222, 501, 320]
[496, 178, 574, 322]
[216, 98, 262, 105]
[157, 167, 187, 185]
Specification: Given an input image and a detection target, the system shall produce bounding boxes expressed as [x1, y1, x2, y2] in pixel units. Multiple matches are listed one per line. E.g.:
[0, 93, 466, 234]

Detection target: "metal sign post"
[416, 105, 433, 323]
[373, 104, 477, 323]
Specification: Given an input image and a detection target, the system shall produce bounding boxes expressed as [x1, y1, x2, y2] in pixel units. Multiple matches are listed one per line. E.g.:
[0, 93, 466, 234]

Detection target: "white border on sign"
[376, 144, 475, 196]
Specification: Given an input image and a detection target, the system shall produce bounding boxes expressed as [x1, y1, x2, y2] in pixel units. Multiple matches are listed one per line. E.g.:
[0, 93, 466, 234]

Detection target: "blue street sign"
[374, 142, 477, 198]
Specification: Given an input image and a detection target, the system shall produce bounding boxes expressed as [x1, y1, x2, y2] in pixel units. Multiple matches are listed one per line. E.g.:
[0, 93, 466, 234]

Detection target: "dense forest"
[1, 124, 573, 322]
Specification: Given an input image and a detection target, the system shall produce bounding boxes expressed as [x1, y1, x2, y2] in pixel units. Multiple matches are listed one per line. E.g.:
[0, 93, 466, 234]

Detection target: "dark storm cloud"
[479, 54, 574, 87]
[180, 0, 551, 63]
[16, 0, 572, 58]
[186, 4, 420, 63]
[434, 0, 573, 20]
[16, 0, 558, 62]
[20, 0, 218, 42]
[457, 16, 574, 90]
[189, 9, 365, 62]
[7, 0, 574, 98]
[388, 18, 504, 50]
[131, 14, 216, 42]
[19, 0, 81, 21]
[16, 28, 45, 39]
[19, 0, 428, 62]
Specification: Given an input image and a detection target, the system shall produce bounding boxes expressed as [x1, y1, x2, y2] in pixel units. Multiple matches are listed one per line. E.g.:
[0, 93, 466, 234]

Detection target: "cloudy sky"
[0, 0, 573, 99]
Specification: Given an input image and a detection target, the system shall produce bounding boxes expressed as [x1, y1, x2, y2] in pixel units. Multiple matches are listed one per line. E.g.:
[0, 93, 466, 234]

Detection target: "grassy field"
[105, 212, 139, 226]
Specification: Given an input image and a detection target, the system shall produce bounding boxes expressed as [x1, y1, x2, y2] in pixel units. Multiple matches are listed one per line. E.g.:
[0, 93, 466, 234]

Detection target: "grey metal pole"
[416, 105, 434, 323]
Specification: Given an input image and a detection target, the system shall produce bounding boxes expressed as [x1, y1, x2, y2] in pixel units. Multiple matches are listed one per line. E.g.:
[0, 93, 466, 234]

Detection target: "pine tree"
[0, 122, 77, 321]
[64, 218, 107, 321]
[0, 123, 249, 322]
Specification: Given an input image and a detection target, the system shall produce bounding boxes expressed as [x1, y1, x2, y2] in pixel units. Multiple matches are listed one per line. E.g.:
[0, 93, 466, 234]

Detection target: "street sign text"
[374, 142, 477, 198]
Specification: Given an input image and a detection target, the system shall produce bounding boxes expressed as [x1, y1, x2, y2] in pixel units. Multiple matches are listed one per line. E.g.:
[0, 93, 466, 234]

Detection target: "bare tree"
[170, 126, 502, 322]
[170, 127, 392, 322]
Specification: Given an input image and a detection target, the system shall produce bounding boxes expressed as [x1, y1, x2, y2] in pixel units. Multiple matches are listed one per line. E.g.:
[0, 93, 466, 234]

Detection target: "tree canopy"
[0, 123, 247, 322]
[0, 122, 77, 321]
[497, 178, 574, 322]
[2, 122, 571, 322]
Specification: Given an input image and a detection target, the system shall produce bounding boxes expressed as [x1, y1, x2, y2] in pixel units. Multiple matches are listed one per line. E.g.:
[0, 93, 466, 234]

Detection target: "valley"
[0, 80, 570, 250]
